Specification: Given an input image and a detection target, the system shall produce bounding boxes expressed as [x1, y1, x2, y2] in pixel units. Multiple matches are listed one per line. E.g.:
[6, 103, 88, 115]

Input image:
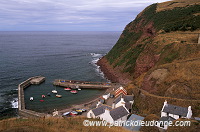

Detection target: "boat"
[42, 95, 45, 98]
[56, 94, 62, 98]
[47, 93, 51, 96]
[40, 100, 44, 102]
[63, 112, 70, 116]
[52, 90, 57, 94]
[78, 88, 81, 91]
[64, 88, 71, 91]
[70, 90, 78, 94]
[30, 97, 33, 101]
[70, 111, 78, 115]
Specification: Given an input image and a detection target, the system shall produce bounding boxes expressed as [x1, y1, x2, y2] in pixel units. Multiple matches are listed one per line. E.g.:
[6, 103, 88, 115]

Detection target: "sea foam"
[90, 53, 106, 79]
[11, 98, 18, 108]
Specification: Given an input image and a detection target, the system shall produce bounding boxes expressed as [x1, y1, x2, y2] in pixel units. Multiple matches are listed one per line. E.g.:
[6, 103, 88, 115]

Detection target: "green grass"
[106, 3, 200, 73]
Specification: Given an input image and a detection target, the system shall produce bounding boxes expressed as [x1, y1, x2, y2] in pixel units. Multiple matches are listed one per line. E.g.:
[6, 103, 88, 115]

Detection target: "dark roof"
[92, 104, 112, 116]
[113, 95, 122, 104]
[124, 95, 134, 102]
[125, 102, 131, 110]
[124, 114, 144, 131]
[113, 95, 134, 104]
[194, 117, 200, 121]
[162, 104, 188, 117]
[159, 116, 175, 122]
[110, 106, 129, 120]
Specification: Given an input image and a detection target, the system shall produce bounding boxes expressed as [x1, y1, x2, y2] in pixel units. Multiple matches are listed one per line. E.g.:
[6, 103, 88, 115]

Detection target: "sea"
[0, 31, 121, 118]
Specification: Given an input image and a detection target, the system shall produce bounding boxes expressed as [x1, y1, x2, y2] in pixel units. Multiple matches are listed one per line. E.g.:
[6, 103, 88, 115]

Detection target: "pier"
[18, 76, 47, 118]
[53, 79, 117, 89]
[18, 77, 120, 118]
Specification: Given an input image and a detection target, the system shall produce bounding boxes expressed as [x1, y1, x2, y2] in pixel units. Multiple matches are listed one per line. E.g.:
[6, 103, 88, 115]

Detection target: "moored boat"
[56, 94, 62, 98]
[78, 88, 81, 91]
[70, 90, 78, 94]
[52, 90, 57, 94]
[42, 95, 46, 98]
[30, 97, 34, 101]
[64, 88, 71, 91]
[70, 111, 78, 115]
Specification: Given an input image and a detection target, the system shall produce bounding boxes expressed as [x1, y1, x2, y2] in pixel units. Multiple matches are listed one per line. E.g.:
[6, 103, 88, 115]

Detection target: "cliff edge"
[98, 0, 200, 116]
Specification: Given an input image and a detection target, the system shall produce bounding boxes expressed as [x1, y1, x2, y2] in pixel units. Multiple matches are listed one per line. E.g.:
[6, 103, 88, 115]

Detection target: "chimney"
[188, 106, 191, 110]
[187, 106, 192, 119]
[121, 97, 125, 103]
[164, 100, 167, 106]
[96, 100, 101, 108]
[161, 100, 167, 112]
[104, 108, 110, 115]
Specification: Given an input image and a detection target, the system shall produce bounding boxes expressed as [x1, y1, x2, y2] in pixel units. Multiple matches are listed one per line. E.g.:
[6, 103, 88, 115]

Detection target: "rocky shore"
[97, 56, 131, 85]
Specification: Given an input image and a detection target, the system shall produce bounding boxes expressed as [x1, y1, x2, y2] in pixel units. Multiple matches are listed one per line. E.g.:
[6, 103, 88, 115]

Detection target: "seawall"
[18, 76, 46, 118]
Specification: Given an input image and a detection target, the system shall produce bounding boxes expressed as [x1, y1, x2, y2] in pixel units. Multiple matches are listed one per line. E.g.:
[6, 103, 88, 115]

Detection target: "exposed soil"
[97, 56, 131, 84]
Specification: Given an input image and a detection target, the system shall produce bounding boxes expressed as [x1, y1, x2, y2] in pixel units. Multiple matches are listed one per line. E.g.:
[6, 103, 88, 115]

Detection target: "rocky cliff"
[97, 0, 200, 116]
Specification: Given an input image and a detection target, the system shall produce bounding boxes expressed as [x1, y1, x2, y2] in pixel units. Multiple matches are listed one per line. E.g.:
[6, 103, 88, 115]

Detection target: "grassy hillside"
[106, 2, 200, 76]
[0, 117, 129, 132]
[98, 0, 200, 116]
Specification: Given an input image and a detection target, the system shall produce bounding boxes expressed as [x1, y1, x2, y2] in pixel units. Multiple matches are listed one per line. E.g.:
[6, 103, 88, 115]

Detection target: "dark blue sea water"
[0, 31, 121, 117]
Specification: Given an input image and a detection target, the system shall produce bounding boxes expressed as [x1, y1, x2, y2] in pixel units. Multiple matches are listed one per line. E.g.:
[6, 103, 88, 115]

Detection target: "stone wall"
[18, 76, 46, 118]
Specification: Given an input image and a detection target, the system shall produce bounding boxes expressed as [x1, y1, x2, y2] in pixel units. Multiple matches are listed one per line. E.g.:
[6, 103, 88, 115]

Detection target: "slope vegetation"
[98, 0, 200, 116]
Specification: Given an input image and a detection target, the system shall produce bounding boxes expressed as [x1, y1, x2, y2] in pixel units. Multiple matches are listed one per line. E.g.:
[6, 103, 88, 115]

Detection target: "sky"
[0, 0, 168, 31]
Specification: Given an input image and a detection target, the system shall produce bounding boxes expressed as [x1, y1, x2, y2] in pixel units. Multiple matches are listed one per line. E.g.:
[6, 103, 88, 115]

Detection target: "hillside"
[97, 0, 200, 116]
[0, 117, 129, 132]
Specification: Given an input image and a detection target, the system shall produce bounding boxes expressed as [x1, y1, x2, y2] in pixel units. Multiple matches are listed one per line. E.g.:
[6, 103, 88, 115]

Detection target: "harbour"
[0, 31, 121, 119]
[18, 76, 119, 118]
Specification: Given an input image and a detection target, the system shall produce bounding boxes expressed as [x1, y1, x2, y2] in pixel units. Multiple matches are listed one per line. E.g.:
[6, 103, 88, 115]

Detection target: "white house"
[112, 95, 134, 112]
[161, 100, 192, 119]
[102, 93, 110, 100]
[157, 100, 192, 130]
[87, 104, 129, 124]
[87, 104, 112, 119]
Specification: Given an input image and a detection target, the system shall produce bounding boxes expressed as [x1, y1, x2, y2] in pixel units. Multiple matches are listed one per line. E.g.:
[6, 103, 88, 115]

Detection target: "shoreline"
[97, 56, 131, 84]
[58, 87, 110, 114]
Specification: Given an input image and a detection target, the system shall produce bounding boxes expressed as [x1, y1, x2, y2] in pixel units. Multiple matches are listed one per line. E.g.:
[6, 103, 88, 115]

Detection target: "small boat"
[30, 97, 34, 101]
[63, 112, 70, 116]
[70, 90, 78, 94]
[42, 95, 45, 98]
[47, 93, 51, 96]
[78, 88, 81, 91]
[52, 90, 57, 94]
[40, 100, 44, 102]
[70, 111, 78, 115]
[76, 109, 82, 113]
[56, 94, 62, 98]
[64, 88, 71, 91]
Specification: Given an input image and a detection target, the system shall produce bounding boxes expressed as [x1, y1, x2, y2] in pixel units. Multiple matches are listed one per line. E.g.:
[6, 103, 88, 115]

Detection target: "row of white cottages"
[87, 86, 134, 124]
[86, 86, 193, 130]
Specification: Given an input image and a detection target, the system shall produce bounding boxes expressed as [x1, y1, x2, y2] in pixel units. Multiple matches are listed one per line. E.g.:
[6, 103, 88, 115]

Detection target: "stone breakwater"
[18, 76, 46, 118]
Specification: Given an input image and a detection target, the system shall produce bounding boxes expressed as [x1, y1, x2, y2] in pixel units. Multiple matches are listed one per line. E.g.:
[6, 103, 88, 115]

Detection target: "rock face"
[98, 0, 200, 101]
[97, 56, 131, 84]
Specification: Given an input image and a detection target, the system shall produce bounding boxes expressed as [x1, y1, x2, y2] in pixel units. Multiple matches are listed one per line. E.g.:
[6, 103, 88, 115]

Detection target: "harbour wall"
[18, 76, 46, 118]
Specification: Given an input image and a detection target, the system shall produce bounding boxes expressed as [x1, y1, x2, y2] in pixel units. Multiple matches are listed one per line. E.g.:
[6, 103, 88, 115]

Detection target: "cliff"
[98, 0, 200, 116]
